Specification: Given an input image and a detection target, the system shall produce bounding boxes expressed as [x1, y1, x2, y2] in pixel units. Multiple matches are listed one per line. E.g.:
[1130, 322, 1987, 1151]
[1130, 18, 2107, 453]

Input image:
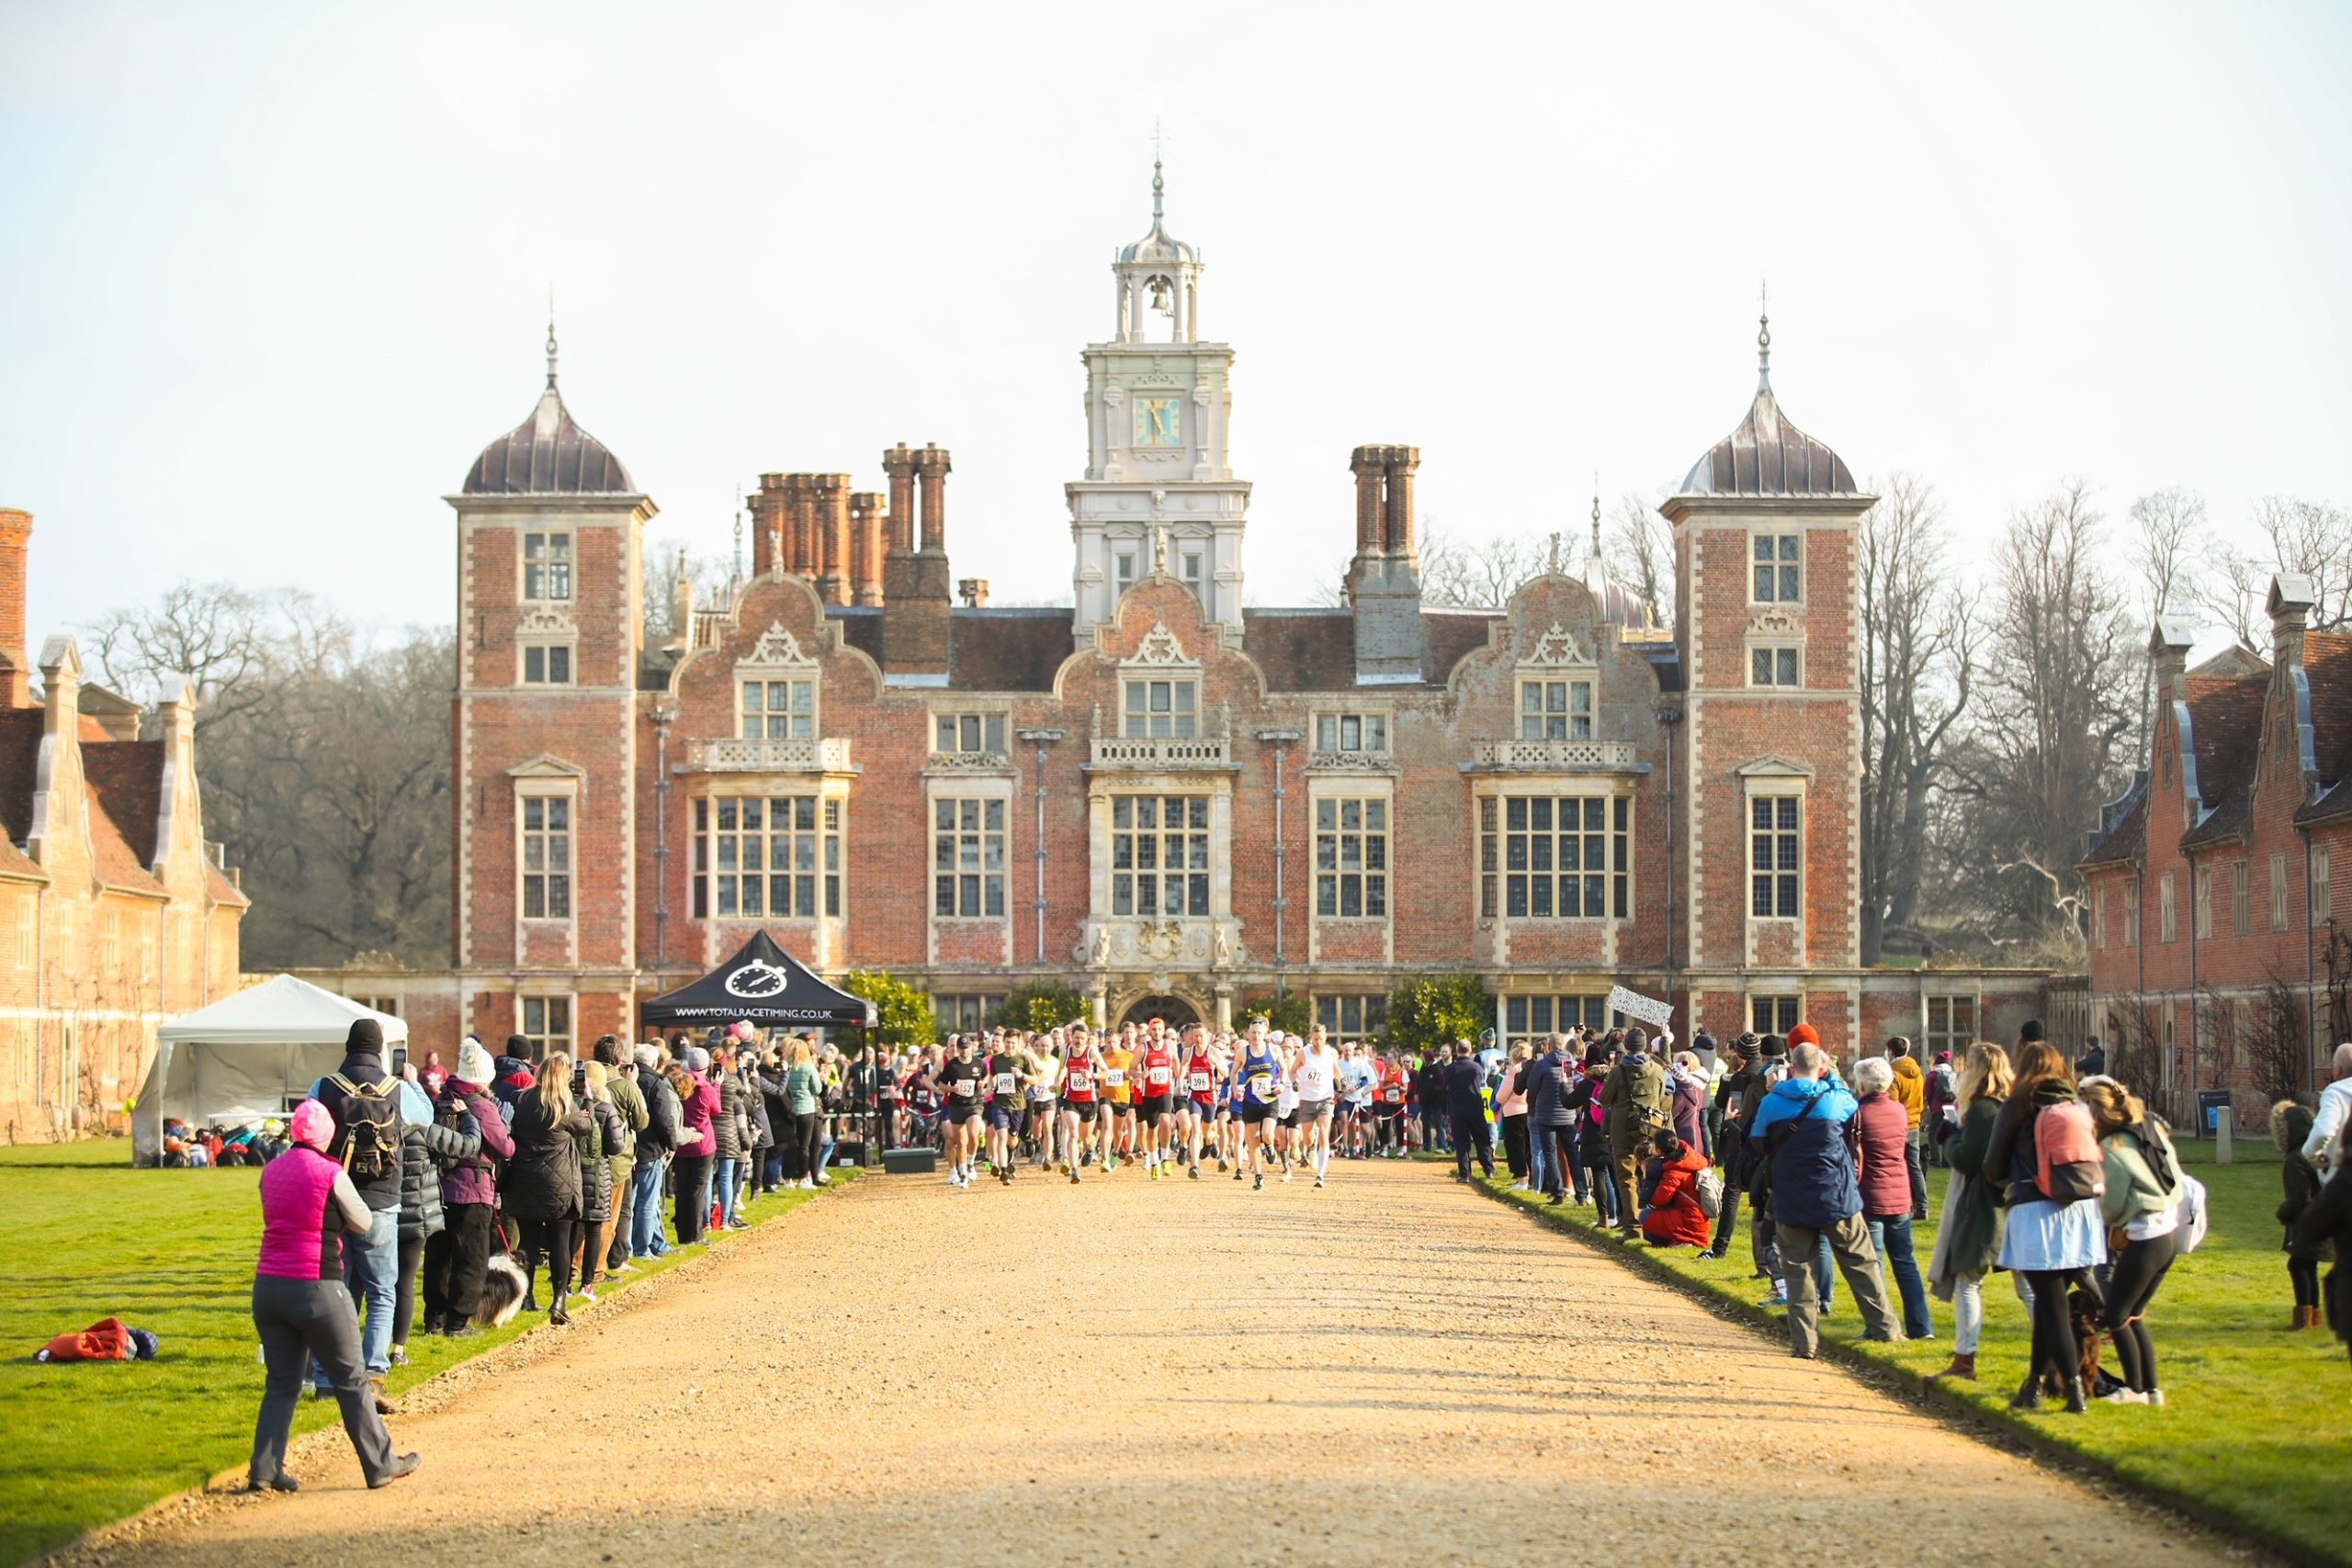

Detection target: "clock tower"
[1067, 161, 1250, 642]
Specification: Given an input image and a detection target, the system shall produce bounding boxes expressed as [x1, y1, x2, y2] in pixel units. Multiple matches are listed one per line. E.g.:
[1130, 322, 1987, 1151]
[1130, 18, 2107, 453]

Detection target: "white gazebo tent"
[133, 975, 407, 1166]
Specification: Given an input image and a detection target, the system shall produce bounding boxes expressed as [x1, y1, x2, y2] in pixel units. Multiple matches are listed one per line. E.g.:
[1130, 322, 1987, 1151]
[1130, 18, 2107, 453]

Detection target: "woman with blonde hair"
[784, 1035, 826, 1188]
[2082, 1077, 2184, 1404]
[1926, 1041, 2012, 1382]
[502, 1053, 593, 1325]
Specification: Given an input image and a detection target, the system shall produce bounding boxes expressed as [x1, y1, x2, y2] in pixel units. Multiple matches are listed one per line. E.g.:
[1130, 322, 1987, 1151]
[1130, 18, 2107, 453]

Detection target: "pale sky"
[4, 2, 2349, 647]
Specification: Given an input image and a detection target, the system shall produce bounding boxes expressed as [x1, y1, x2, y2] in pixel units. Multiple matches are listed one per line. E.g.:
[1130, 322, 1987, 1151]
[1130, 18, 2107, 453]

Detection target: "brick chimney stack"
[1350, 448, 1385, 556]
[809, 474, 852, 604]
[2149, 615, 2196, 706]
[915, 444, 952, 554]
[882, 443, 955, 681]
[0, 510, 28, 708]
[1345, 446, 1426, 683]
[1383, 446, 1419, 562]
[2270, 574, 2314, 677]
[850, 492, 887, 606]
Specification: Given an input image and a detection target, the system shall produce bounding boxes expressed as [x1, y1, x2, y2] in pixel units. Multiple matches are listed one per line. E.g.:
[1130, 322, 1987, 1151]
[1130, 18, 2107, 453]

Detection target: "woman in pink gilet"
[249, 1099, 421, 1492]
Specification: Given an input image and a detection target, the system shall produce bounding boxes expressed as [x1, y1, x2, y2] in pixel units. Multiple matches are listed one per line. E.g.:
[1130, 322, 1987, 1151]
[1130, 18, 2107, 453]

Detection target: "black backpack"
[327, 1074, 401, 1183]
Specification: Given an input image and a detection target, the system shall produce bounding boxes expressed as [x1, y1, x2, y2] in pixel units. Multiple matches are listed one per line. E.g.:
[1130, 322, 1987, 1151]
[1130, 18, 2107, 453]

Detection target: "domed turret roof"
[460, 331, 636, 496]
[1678, 312, 1856, 500]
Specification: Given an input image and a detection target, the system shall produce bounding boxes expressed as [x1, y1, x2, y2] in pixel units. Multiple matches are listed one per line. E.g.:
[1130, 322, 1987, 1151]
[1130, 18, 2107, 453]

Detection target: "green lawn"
[0, 1140, 848, 1566]
[1476, 1138, 2350, 1563]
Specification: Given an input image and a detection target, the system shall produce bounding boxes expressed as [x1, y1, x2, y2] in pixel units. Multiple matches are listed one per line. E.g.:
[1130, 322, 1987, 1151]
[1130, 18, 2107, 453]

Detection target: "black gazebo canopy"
[639, 931, 876, 1030]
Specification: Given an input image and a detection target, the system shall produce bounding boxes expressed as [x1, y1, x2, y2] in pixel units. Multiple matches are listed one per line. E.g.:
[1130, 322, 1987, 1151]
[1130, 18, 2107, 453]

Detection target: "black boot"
[2063, 1377, 2088, 1415]
[2008, 1373, 2043, 1412]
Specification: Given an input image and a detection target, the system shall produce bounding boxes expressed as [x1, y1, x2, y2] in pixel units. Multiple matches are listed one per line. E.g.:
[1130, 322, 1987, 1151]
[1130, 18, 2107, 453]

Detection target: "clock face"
[1135, 396, 1182, 448]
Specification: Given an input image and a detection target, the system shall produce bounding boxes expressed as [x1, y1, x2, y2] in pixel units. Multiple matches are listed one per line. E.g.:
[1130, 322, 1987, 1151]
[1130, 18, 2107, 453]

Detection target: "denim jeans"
[1528, 1122, 1558, 1196]
[316, 1206, 398, 1388]
[628, 1158, 668, 1258]
[1867, 1213, 1933, 1337]
[716, 1157, 742, 1226]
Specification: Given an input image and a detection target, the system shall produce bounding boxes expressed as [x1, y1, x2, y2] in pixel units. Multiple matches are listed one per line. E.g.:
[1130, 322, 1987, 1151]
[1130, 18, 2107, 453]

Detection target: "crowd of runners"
[872, 1018, 1478, 1191]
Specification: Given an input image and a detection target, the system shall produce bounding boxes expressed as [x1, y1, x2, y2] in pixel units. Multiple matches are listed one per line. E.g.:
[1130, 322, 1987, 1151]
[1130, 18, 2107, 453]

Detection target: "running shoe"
[1234, 1168, 1245, 1181]
[1069, 1168, 1081, 1184]
[1216, 1156, 1229, 1173]
[1253, 1173, 1264, 1191]
[1314, 1177, 1326, 1189]
[1189, 1165, 1201, 1179]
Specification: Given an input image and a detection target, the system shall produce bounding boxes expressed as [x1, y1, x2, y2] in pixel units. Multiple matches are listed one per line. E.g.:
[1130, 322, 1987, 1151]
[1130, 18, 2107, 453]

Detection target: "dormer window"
[741, 679, 815, 740]
[1125, 678, 1196, 739]
[1519, 679, 1593, 740]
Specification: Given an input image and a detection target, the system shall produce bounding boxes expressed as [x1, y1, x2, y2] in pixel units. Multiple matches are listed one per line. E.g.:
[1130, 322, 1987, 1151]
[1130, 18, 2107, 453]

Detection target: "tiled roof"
[83, 740, 164, 867]
[1241, 610, 1356, 693]
[2081, 781, 2148, 870]
[1423, 611, 1503, 684]
[85, 781, 164, 895]
[950, 610, 1073, 692]
[2177, 671, 2268, 848]
[826, 606, 886, 669]
[2297, 631, 2352, 820]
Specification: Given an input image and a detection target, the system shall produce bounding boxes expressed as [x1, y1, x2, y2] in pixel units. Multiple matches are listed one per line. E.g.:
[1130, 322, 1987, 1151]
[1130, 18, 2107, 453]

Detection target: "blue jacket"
[1526, 1053, 1570, 1128]
[1750, 1076, 1862, 1230]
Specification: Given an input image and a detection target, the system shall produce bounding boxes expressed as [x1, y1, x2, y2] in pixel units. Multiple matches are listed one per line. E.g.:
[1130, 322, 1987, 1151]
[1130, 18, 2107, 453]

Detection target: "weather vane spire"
[545, 284, 559, 388]
[1151, 118, 1167, 223]
[1757, 278, 1771, 391]
[1591, 479, 1602, 558]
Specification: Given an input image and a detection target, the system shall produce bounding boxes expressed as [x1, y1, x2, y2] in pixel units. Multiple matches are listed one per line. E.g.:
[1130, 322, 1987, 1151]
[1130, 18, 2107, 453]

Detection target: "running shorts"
[1295, 1098, 1333, 1121]
[1137, 1094, 1172, 1124]
[1060, 1098, 1096, 1114]
[986, 1103, 1021, 1131]
[1241, 1102, 1280, 1124]
[945, 1103, 981, 1125]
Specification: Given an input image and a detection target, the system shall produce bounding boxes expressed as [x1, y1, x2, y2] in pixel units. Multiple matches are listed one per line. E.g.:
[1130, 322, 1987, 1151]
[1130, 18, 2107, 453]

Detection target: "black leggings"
[2104, 1230, 2179, 1392]
[390, 1231, 424, 1348]
[2291, 1257, 2322, 1310]
[793, 1111, 823, 1181]
[2023, 1269, 2080, 1387]
[515, 1217, 576, 1308]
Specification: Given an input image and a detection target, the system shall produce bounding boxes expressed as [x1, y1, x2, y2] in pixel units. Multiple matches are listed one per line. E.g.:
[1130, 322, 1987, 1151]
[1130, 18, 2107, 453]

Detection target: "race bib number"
[1383, 1088, 1403, 1103]
[1188, 1071, 1212, 1093]
[993, 1073, 1017, 1096]
[1250, 1073, 1272, 1094]
[1148, 1066, 1172, 1089]
[1068, 1072, 1092, 1093]
[1104, 1068, 1125, 1088]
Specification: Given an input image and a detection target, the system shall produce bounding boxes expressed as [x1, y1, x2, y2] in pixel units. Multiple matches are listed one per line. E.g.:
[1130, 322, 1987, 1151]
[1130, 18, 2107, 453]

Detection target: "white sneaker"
[2098, 1388, 2148, 1404]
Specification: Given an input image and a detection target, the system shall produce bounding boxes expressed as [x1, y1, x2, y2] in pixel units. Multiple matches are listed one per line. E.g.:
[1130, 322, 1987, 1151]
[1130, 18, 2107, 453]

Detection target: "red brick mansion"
[2081, 586, 2352, 1119]
[345, 172, 2048, 1058]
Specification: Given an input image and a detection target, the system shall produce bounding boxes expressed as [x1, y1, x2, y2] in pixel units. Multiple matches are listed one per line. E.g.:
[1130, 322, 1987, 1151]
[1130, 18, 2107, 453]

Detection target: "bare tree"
[1416, 520, 1560, 610]
[2247, 976, 2309, 1106]
[1857, 473, 1976, 963]
[2199, 495, 2352, 647]
[1939, 481, 2136, 950]
[2128, 487, 2206, 757]
[641, 541, 735, 649]
[83, 584, 453, 968]
[1603, 491, 1675, 627]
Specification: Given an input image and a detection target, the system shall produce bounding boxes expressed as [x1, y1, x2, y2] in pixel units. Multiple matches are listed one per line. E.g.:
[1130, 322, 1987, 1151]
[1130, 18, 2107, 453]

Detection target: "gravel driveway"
[53, 1159, 2245, 1568]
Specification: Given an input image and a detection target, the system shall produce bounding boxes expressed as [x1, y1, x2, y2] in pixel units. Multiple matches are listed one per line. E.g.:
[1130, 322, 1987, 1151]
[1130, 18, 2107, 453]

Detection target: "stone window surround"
[520, 528, 573, 604]
[1469, 775, 1635, 925]
[514, 604, 577, 688]
[925, 771, 1016, 929]
[735, 621, 820, 741]
[508, 757, 583, 932]
[1746, 639, 1804, 691]
[1306, 773, 1394, 931]
[517, 991, 575, 1059]
[1749, 529, 1804, 606]
[1085, 774, 1235, 929]
[1738, 759, 1811, 930]
[691, 777, 852, 967]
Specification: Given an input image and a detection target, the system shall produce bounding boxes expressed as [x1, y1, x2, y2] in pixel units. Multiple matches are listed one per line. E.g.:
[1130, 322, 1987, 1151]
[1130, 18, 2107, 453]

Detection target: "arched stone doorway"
[1119, 994, 1202, 1030]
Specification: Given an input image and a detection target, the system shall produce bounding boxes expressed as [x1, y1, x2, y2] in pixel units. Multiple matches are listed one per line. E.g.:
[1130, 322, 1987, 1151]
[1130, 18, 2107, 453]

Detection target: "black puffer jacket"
[502, 1089, 593, 1220]
[577, 1094, 628, 1224]
[398, 1094, 481, 1243]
